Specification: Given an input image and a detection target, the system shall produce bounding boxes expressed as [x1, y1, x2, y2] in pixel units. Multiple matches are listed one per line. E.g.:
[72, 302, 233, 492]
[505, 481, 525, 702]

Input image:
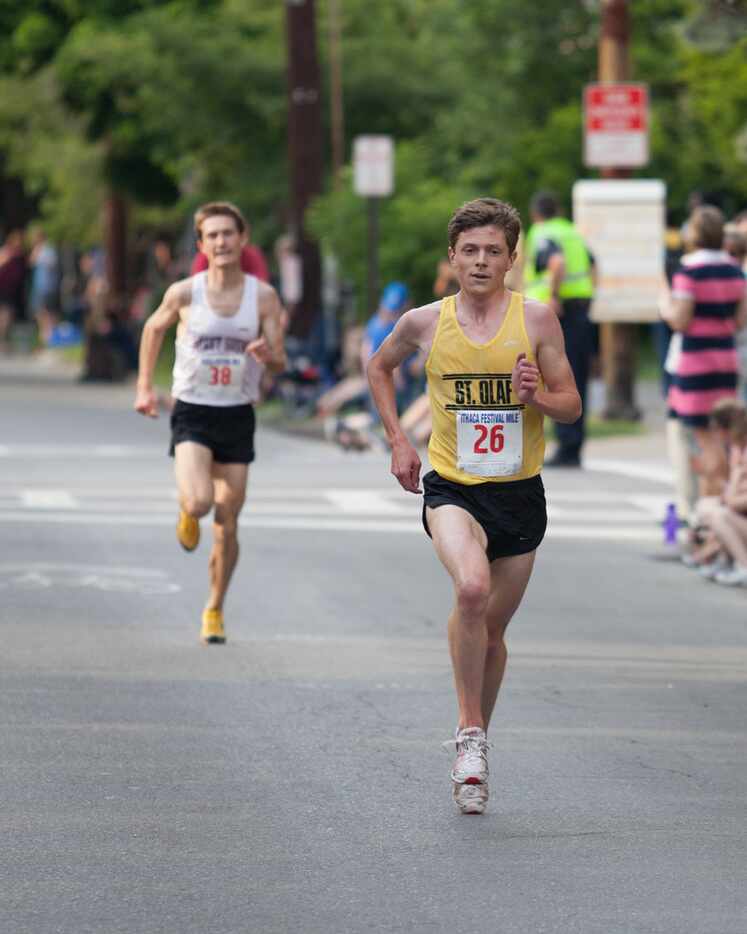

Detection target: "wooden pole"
[328, 0, 345, 190]
[285, 0, 323, 339]
[598, 0, 641, 420]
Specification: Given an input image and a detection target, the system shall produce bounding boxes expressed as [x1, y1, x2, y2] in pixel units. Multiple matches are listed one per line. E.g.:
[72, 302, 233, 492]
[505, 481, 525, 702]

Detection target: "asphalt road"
[1, 361, 746, 934]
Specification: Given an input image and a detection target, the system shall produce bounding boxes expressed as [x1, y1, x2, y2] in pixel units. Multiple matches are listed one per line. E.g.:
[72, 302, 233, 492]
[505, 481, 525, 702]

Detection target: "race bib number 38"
[196, 353, 247, 401]
[456, 409, 523, 477]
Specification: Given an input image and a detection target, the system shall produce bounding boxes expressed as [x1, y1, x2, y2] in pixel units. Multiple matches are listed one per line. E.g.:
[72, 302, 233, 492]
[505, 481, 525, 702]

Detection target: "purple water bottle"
[663, 502, 679, 546]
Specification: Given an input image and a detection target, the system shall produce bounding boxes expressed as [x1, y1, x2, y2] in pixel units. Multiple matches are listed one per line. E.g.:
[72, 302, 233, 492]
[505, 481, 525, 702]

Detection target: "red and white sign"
[584, 83, 649, 168]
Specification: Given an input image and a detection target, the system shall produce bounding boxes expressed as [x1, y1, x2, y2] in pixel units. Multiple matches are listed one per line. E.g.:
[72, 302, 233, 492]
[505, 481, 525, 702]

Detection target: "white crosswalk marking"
[20, 490, 79, 509]
[324, 489, 409, 514]
[0, 484, 668, 542]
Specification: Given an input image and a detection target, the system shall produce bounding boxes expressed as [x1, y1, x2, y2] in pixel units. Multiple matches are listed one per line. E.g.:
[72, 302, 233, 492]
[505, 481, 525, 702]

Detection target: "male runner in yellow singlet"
[134, 202, 286, 645]
[367, 198, 581, 814]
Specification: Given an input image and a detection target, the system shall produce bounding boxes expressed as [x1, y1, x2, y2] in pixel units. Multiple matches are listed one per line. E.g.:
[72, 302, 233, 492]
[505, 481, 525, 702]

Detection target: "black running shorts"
[169, 399, 256, 464]
[422, 470, 546, 561]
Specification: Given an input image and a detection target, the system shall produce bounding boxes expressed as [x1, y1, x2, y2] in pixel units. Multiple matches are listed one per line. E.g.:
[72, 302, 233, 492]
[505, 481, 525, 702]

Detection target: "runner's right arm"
[367, 309, 430, 493]
[134, 281, 188, 417]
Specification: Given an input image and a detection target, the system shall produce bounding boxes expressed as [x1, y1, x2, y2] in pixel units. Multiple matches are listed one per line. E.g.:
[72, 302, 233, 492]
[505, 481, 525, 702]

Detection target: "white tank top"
[172, 272, 263, 406]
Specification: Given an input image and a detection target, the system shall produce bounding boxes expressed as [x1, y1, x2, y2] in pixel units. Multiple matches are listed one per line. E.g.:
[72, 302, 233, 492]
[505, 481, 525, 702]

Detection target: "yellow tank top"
[426, 292, 545, 484]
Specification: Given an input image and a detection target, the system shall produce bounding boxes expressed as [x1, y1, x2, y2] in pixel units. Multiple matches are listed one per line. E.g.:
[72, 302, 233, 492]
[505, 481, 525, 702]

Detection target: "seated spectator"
[704, 406, 747, 585]
[316, 324, 367, 418]
[684, 398, 744, 570]
[725, 224, 747, 403]
[328, 282, 410, 451]
[360, 281, 410, 365]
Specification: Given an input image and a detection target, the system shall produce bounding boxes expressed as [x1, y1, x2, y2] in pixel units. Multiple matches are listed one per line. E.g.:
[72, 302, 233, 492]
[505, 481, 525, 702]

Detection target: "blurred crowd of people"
[0, 218, 273, 382]
[0, 226, 67, 353]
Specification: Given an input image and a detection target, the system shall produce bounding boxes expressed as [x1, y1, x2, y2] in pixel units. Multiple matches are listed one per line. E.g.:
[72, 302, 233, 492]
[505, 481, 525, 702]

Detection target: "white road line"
[0, 487, 668, 506]
[0, 509, 663, 541]
[20, 490, 78, 509]
[584, 457, 673, 485]
[4, 494, 660, 523]
[625, 493, 673, 518]
[547, 507, 654, 523]
[0, 443, 675, 483]
[324, 489, 409, 514]
[0, 561, 173, 576]
[0, 444, 162, 458]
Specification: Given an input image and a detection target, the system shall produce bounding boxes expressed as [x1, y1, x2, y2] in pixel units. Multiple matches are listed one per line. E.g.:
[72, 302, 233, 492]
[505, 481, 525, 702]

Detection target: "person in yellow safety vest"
[525, 191, 595, 467]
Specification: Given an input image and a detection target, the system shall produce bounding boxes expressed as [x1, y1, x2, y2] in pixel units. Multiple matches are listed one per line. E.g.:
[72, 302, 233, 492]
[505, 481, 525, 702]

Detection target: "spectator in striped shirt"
[660, 205, 747, 523]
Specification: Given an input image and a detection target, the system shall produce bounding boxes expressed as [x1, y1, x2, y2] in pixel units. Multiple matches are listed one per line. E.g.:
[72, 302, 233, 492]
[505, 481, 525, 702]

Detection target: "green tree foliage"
[307, 142, 469, 307]
[0, 0, 745, 303]
[0, 0, 286, 244]
[310, 0, 747, 311]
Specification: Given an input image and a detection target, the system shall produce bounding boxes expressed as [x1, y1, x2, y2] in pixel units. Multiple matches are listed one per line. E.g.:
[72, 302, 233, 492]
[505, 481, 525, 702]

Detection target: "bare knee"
[213, 501, 242, 539]
[455, 575, 490, 619]
[183, 493, 212, 518]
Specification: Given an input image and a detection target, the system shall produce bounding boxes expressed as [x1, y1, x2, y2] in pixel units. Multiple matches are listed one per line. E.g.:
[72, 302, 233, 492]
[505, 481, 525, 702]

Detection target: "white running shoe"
[715, 563, 747, 587]
[445, 726, 490, 814]
[453, 781, 489, 815]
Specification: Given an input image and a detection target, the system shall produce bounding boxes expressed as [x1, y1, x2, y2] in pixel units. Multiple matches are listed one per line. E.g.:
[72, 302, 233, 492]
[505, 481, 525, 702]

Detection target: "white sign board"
[584, 83, 649, 168]
[573, 179, 665, 323]
[353, 135, 394, 197]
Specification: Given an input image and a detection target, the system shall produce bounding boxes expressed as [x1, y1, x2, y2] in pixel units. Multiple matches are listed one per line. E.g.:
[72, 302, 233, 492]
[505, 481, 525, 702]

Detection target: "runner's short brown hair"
[448, 198, 521, 253]
[194, 201, 247, 240]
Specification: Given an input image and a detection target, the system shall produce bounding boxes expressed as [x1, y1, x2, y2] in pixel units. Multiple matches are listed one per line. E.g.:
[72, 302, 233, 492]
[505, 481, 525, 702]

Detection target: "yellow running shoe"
[200, 608, 226, 645]
[176, 510, 200, 552]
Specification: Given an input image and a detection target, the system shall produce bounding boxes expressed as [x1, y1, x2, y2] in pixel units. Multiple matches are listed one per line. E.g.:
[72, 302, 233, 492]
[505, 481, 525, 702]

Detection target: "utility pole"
[285, 0, 323, 340]
[598, 0, 640, 420]
[328, 0, 345, 190]
[104, 192, 128, 314]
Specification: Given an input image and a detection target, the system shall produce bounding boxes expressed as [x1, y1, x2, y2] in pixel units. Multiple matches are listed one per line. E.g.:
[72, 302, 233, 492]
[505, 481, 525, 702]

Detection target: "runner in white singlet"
[135, 202, 286, 644]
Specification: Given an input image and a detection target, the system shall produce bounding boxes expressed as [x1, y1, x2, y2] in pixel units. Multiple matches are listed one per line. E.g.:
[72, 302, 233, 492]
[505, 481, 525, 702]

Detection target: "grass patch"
[61, 345, 83, 367]
[58, 327, 174, 388]
[585, 415, 646, 439]
[636, 324, 662, 382]
[545, 414, 645, 441]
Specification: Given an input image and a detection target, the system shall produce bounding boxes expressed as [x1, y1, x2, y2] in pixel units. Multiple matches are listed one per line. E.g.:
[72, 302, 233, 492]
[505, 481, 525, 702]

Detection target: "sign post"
[353, 135, 394, 314]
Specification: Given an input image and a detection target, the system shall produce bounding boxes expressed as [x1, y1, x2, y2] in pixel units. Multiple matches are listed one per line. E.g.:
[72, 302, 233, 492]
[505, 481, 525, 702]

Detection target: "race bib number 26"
[456, 409, 523, 477]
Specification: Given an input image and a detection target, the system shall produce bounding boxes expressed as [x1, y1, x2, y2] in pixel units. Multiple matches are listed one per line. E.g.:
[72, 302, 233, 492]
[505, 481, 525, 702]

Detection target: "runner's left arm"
[515, 303, 581, 424]
[248, 287, 288, 373]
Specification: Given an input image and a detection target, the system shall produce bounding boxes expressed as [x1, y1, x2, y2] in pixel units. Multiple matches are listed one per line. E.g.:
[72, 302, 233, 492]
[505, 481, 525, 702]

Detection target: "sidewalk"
[583, 377, 672, 485]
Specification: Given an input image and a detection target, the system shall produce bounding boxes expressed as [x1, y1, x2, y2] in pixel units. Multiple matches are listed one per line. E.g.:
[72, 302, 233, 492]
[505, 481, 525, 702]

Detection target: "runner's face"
[449, 226, 515, 295]
[199, 215, 246, 269]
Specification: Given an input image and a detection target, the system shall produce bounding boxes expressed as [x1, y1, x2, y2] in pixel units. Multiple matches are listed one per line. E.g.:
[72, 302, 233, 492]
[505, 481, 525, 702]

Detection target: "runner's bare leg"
[427, 504, 491, 730]
[174, 442, 214, 518]
[481, 550, 536, 729]
[206, 462, 247, 611]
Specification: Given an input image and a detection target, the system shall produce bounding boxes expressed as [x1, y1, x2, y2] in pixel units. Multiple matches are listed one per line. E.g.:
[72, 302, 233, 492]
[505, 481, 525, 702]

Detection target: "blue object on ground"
[48, 323, 83, 348]
[663, 502, 679, 545]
